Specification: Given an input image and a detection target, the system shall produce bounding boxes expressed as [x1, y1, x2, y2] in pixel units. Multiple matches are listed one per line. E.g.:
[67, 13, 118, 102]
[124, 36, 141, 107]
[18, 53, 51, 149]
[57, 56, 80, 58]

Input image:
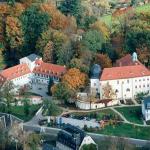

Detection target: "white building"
[76, 53, 150, 110]
[100, 64, 150, 100]
[142, 97, 150, 121]
[0, 54, 66, 92]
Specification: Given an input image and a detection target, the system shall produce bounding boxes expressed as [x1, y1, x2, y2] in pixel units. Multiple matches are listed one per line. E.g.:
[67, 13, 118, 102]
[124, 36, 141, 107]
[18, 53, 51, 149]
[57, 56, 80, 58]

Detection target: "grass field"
[115, 106, 143, 124]
[99, 4, 150, 28]
[88, 123, 150, 140]
[10, 104, 41, 121]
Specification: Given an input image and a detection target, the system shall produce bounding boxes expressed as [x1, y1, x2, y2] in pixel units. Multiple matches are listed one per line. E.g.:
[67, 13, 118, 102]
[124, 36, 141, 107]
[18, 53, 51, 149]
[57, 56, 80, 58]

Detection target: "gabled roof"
[116, 54, 141, 67]
[100, 64, 150, 81]
[33, 62, 66, 77]
[0, 64, 31, 80]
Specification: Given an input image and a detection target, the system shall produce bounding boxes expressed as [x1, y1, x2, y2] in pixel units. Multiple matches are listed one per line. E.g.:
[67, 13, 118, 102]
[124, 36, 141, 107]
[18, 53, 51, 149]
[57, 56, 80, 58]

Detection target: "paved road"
[23, 124, 150, 147]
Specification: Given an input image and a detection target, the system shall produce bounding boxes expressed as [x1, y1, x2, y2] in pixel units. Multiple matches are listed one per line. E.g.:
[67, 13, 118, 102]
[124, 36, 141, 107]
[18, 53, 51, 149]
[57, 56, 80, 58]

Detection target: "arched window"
[115, 89, 119, 93]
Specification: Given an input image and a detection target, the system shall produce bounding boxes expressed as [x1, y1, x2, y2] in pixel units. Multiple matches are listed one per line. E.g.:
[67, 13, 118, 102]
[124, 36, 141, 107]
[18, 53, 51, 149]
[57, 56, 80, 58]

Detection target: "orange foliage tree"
[6, 16, 24, 49]
[95, 54, 112, 69]
[40, 3, 69, 30]
[62, 68, 88, 91]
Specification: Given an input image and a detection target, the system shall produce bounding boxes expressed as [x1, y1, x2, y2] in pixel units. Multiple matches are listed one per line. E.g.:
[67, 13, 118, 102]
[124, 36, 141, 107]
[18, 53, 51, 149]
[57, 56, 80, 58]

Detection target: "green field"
[10, 105, 41, 121]
[115, 106, 143, 124]
[99, 4, 150, 27]
[88, 123, 150, 140]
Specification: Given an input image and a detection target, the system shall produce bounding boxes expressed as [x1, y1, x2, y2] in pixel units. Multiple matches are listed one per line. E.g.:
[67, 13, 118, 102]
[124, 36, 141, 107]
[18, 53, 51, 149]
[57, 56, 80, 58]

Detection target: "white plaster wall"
[76, 100, 118, 110]
[12, 73, 32, 87]
[90, 79, 100, 94]
[19, 57, 36, 71]
[100, 76, 150, 100]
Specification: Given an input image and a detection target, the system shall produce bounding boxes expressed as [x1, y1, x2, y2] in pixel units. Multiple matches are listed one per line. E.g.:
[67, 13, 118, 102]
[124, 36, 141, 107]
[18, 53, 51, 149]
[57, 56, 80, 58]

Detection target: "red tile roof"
[116, 54, 141, 67]
[100, 65, 150, 81]
[0, 64, 31, 80]
[33, 62, 66, 77]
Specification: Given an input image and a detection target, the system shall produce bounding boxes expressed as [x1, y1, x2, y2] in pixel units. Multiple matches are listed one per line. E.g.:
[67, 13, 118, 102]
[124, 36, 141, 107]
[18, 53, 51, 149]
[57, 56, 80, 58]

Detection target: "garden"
[64, 109, 122, 122]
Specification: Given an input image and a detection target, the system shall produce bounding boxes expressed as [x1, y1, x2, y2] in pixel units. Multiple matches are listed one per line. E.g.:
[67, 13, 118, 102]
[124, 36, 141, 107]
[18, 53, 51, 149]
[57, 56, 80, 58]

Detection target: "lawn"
[115, 106, 143, 124]
[69, 109, 122, 121]
[10, 104, 41, 122]
[99, 3, 150, 28]
[88, 123, 150, 140]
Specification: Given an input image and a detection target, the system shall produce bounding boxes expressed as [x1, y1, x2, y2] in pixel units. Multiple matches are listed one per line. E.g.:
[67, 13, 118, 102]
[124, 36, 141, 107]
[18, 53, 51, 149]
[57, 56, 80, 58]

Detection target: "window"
[117, 80, 119, 84]
[135, 79, 137, 82]
[135, 86, 137, 88]
[115, 89, 119, 93]
[147, 78, 149, 81]
[126, 88, 130, 92]
[143, 79, 145, 81]
[143, 85, 145, 87]
[94, 83, 96, 86]
[147, 84, 149, 87]
[127, 80, 129, 83]
[139, 85, 141, 88]
[139, 79, 141, 82]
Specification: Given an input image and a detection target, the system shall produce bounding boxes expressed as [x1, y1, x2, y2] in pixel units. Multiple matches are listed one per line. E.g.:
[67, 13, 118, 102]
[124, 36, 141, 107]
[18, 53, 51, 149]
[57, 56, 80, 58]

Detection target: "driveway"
[29, 83, 51, 99]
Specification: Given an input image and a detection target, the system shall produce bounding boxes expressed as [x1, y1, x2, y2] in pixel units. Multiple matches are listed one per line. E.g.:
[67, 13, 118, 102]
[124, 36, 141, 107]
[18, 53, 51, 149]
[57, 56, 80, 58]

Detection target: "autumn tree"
[95, 54, 112, 69]
[20, 5, 51, 55]
[40, 3, 69, 30]
[102, 82, 116, 99]
[6, 16, 24, 58]
[91, 20, 110, 41]
[62, 68, 88, 91]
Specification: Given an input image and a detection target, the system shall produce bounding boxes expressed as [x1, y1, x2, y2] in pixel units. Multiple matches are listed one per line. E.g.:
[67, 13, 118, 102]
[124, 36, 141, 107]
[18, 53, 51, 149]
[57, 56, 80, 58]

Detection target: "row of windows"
[135, 84, 149, 88]
[117, 78, 150, 84]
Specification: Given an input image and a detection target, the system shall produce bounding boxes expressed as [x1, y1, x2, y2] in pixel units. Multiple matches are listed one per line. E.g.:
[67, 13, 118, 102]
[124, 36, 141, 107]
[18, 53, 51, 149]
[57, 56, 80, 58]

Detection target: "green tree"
[0, 81, 14, 113]
[20, 5, 51, 55]
[81, 143, 97, 150]
[23, 98, 30, 116]
[59, 0, 83, 25]
[43, 99, 61, 116]
[51, 83, 71, 103]
[82, 30, 104, 52]
[7, 0, 15, 6]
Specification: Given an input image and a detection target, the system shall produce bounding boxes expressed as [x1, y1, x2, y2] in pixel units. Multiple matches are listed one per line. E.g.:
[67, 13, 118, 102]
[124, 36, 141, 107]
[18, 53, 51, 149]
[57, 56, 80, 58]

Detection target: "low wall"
[76, 100, 119, 110]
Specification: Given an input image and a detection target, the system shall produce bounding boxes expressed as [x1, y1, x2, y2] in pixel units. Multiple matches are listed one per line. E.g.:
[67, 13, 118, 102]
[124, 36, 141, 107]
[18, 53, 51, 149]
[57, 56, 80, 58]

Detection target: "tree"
[59, 0, 83, 25]
[43, 99, 61, 116]
[51, 83, 71, 103]
[7, 0, 15, 6]
[102, 82, 116, 99]
[70, 58, 90, 73]
[20, 5, 51, 55]
[82, 30, 104, 52]
[6, 16, 24, 58]
[25, 133, 41, 150]
[95, 54, 112, 69]
[0, 81, 14, 113]
[62, 68, 88, 91]
[40, 3, 69, 30]
[91, 21, 110, 41]
[81, 143, 97, 150]
[52, 30, 73, 65]
[23, 98, 30, 116]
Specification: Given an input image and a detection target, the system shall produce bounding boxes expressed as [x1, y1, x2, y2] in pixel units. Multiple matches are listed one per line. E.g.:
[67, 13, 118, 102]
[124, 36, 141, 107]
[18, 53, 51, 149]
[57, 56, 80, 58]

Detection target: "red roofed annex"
[0, 54, 66, 91]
